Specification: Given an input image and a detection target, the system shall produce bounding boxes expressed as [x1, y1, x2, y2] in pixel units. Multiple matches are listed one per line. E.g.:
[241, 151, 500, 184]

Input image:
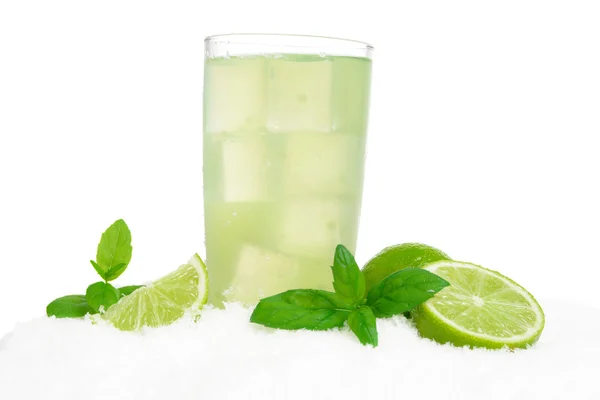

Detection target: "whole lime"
[362, 243, 451, 293]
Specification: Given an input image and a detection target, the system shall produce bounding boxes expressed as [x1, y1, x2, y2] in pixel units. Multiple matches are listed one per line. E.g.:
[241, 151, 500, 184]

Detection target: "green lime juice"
[203, 54, 371, 306]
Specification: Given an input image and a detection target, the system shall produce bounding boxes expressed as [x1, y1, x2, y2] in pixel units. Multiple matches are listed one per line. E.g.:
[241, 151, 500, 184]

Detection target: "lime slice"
[103, 254, 209, 331]
[413, 260, 545, 349]
[362, 243, 451, 293]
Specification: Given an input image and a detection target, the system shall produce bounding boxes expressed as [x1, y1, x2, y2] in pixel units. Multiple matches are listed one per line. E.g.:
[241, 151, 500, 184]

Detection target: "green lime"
[103, 253, 209, 331]
[413, 260, 545, 349]
[362, 243, 451, 293]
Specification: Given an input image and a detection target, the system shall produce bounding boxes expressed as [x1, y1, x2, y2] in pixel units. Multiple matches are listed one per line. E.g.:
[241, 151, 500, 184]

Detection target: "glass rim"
[204, 33, 374, 57]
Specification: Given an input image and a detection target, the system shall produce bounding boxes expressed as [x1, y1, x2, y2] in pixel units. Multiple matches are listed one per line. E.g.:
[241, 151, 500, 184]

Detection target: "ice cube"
[331, 56, 372, 133]
[292, 256, 335, 291]
[225, 245, 301, 305]
[220, 135, 268, 202]
[283, 132, 365, 195]
[204, 57, 267, 133]
[277, 199, 352, 257]
[267, 55, 333, 133]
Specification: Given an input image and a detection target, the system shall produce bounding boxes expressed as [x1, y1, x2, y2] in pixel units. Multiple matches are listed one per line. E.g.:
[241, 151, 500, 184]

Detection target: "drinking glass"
[203, 34, 373, 306]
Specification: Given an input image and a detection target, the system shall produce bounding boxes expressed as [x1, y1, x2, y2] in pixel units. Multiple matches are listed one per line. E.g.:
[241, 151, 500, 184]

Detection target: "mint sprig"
[250, 244, 449, 347]
[46, 219, 143, 318]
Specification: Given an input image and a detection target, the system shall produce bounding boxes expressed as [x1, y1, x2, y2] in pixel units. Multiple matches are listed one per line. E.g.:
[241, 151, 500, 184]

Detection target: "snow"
[0, 299, 598, 400]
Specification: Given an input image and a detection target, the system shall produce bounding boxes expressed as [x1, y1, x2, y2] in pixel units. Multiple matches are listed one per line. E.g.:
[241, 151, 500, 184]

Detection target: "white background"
[1, 0, 599, 337]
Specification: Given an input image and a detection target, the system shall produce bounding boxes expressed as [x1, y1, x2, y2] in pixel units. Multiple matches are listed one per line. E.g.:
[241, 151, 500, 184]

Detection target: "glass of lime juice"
[203, 34, 373, 306]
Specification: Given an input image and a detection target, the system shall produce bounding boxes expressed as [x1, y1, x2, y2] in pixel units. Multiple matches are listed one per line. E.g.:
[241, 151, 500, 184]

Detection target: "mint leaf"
[348, 306, 378, 346]
[250, 290, 353, 330]
[366, 268, 449, 318]
[95, 219, 132, 280]
[119, 285, 143, 297]
[331, 244, 365, 304]
[86, 282, 120, 313]
[90, 260, 106, 280]
[105, 263, 127, 281]
[46, 295, 95, 318]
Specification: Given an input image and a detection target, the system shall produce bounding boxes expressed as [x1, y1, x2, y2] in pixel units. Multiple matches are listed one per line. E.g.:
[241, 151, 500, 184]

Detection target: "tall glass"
[203, 34, 373, 306]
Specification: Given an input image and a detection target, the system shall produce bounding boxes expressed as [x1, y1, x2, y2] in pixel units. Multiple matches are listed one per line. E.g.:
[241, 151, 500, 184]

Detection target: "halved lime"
[413, 260, 544, 349]
[103, 254, 209, 331]
[362, 243, 451, 293]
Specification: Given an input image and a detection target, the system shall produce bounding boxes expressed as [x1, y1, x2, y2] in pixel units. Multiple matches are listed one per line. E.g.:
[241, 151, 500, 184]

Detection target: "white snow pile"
[0, 300, 598, 400]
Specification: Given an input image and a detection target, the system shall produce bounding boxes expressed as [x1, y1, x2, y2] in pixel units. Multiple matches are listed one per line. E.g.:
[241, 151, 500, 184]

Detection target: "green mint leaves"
[46, 219, 142, 319]
[250, 244, 449, 347]
[331, 244, 365, 304]
[90, 260, 106, 280]
[86, 282, 121, 312]
[366, 268, 450, 318]
[250, 290, 352, 330]
[46, 295, 95, 318]
[348, 306, 378, 346]
[92, 219, 132, 281]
